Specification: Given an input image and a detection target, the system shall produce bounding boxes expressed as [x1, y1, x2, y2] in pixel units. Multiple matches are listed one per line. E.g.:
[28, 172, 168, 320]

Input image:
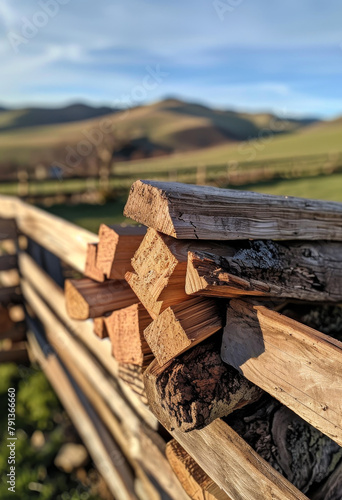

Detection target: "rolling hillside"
[0, 98, 319, 167]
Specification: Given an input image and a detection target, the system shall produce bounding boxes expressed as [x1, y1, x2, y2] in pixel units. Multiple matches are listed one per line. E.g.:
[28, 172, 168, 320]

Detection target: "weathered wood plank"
[171, 420, 308, 500]
[186, 240, 342, 302]
[166, 439, 232, 500]
[124, 180, 342, 240]
[221, 300, 342, 446]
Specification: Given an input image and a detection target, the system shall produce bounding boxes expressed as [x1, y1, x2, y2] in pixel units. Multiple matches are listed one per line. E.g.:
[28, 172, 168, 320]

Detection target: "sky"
[1, 0, 342, 117]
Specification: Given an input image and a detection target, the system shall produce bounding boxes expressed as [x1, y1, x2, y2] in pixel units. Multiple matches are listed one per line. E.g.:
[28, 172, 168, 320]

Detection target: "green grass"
[0, 363, 102, 500]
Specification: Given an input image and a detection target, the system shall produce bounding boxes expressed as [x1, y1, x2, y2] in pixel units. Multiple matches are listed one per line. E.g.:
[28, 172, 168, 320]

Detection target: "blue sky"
[1, 0, 342, 117]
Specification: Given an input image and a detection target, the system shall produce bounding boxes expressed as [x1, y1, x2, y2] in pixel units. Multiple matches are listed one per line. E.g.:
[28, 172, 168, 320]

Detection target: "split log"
[124, 180, 342, 240]
[0, 254, 17, 272]
[105, 303, 154, 368]
[144, 297, 223, 366]
[65, 278, 137, 320]
[166, 439, 231, 500]
[226, 397, 342, 496]
[93, 315, 109, 339]
[221, 299, 342, 447]
[125, 271, 187, 320]
[84, 243, 105, 282]
[144, 341, 262, 432]
[96, 224, 146, 280]
[186, 240, 342, 302]
[0, 218, 17, 241]
[312, 461, 342, 500]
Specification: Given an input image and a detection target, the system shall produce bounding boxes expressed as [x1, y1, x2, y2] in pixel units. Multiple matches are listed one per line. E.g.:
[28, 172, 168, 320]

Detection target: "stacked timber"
[39, 181, 342, 499]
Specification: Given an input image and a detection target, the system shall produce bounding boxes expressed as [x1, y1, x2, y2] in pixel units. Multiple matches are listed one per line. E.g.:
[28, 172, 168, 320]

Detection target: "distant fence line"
[1, 151, 342, 199]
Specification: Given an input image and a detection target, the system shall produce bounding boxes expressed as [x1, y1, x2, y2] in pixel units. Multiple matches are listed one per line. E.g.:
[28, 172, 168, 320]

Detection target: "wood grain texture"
[97, 224, 146, 280]
[65, 278, 137, 320]
[186, 240, 342, 301]
[105, 303, 154, 368]
[144, 297, 223, 366]
[221, 299, 342, 446]
[124, 180, 342, 240]
[144, 342, 262, 432]
[84, 243, 105, 282]
[166, 439, 232, 500]
[171, 419, 308, 500]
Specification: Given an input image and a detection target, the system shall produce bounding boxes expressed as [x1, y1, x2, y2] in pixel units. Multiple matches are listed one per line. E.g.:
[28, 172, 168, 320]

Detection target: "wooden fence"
[0, 194, 341, 499]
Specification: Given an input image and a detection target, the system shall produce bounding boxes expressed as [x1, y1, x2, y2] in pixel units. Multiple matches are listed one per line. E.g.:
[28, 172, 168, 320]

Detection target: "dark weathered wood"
[144, 297, 223, 366]
[144, 341, 262, 432]
[65, 278, 137, 320]
[186, 240, 342, 302]
[84, 243, 105, 282]
[0, 286, 21, 305]
[221, 299, 342, 446]
[166, 439, 232, 500]
[97, 224, 146, 280]
[0, 343, 28, 364]
[124, 180, 342, 240]
[0, 254, 17, 272]
[227, 397, 342, 496]
[0, 218, 17, 241]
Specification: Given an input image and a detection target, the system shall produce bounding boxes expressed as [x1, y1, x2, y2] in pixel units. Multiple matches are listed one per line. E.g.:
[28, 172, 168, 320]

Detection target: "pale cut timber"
[166, 440, 232, 500]
[144, 342, 262, 432]
[0, 254, 17, 272]
[96, 224, 146, 280]
[124, 180, 342, 240]
[221, 299, 342, 447]
[172, 420, 307, 500]
[130, 228, 234, 312]
[93, 315, 109, 339]
[84, 243, 105, 282]
[186, 240, 342, 302]
[0, 218, 17, 241]
[105, 303, 154, 368]
[144, 297, 223, 366]
[65, 278, 137, 320]
[125, 271, 187, 320]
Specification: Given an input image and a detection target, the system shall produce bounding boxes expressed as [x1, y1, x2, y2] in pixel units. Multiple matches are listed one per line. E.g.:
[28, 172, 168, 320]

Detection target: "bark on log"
[124, 180, 342, 240]
[144, 341, 262, 432]
[186, 240, 342, 302]
[226, 396, 342, 497]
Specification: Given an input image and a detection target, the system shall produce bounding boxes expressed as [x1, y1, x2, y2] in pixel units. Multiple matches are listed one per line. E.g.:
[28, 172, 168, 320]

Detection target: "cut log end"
[65, 279, 89, 320]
